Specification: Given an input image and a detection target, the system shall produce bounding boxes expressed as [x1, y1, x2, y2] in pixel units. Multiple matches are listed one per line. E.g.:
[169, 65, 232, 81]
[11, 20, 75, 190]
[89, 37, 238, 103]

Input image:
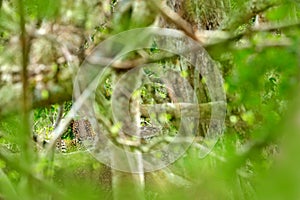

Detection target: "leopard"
[56, 119, 95, 153]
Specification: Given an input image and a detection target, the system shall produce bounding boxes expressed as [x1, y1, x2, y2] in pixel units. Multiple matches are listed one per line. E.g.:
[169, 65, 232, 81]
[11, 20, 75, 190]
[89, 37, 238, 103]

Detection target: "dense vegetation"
[1, 0, 300, 199]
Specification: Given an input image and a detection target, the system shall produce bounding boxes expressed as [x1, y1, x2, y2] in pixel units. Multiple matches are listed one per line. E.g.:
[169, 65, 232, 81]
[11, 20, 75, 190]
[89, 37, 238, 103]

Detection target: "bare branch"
[140, 102, 226, 119]
[147, 0, 202, 43]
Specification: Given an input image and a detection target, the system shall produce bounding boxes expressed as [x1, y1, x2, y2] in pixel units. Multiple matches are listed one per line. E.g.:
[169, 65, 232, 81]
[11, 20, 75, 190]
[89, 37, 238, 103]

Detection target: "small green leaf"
[241, 111, 255, 125]
[41, 89, 49, 100]
[230, 115, 238, 124]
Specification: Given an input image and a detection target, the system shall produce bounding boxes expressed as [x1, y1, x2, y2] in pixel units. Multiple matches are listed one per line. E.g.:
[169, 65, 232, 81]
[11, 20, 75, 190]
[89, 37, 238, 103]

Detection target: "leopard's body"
[56, 119, 95, 153]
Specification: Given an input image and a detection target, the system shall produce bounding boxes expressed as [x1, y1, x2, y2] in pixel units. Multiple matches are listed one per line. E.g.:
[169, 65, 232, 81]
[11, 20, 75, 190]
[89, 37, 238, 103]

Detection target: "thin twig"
[18, 0, 32, 154]
[18, 0, 35, 196]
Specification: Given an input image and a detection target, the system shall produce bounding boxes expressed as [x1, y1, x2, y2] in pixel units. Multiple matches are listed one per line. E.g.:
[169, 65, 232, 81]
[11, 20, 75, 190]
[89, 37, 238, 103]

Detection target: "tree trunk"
[111, 68, 145, 200]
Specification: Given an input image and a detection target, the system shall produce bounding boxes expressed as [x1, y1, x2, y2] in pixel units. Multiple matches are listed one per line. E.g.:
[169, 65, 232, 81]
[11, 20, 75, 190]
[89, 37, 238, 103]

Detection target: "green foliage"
[1, 0, 300, 199]
[24, 0, 60, 20]
[111, 0, 157, 33]
[183, 0, 230, 29]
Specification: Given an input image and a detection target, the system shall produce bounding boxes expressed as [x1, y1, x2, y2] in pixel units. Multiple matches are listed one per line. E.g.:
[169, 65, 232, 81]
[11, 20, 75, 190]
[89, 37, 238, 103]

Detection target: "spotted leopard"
[33, 119, 95, 153]
[56, 119, 95, 153]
